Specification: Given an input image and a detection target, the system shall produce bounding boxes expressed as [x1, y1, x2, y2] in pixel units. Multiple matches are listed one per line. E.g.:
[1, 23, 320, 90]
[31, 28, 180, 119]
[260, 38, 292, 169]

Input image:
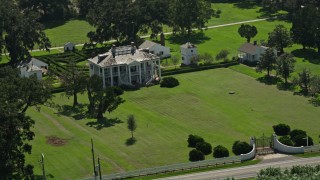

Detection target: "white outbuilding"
[18, 58, 48, 80]
[139, 40, 170, 58]
[180, 42, 198, 65]
[64, 42, 75, 52]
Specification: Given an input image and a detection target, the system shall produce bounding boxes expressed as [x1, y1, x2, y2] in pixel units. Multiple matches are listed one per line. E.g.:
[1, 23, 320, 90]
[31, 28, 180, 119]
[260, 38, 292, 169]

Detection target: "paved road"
[1, 18, 267, 55]
[157, 156, 320, 180]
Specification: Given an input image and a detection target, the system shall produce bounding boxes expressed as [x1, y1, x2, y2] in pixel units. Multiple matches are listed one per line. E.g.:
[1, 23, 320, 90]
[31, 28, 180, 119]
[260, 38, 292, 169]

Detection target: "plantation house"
[88, 43, 161, 87]
[238, 41, 268, 62]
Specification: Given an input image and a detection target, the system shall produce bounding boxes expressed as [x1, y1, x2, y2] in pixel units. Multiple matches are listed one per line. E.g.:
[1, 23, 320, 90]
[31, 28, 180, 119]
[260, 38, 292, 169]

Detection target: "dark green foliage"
[238, 24, 258, 42]
[61, 60, 87, 107]
[292, 135, 313, 147]
[256, 48, 277, 77]
[278, 136, 293, 146]
[216, 50, 230, 62]
[213, 145, 229, 158]
[87, 75, 125, 120]
[195, 142, 212, 155]
[199, 53, 214, 65]
[189, 149, 205, 162]
[293, 68, 312, 95]
[0, 66, 51, 178]
[127, 115, 137, 139]
[168, 0, 219, 38]
[232, 141, 252, 155]
[187, 134, 205, 148]
[273, 123, 291, 136]
[268, 25, 292, 54]
[290, 129, 307, 139]
[310, 76, 320, 96]
[276, 53, 295, 84]
[0, 0, 50, 64]
[160, 77, 180, 88]
[112, 86, 124, 96]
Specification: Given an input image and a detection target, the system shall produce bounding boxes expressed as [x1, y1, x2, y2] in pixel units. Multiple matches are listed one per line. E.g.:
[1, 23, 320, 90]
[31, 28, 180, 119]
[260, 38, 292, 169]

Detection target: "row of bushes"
[162, 61, 239, 76]
[187, 135, 252, 162]
[273, 123, 314, 146]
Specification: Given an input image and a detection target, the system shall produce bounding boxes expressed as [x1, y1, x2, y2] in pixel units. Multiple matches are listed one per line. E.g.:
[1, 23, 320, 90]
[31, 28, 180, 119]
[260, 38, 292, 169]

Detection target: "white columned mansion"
[88, 43, 161, 87]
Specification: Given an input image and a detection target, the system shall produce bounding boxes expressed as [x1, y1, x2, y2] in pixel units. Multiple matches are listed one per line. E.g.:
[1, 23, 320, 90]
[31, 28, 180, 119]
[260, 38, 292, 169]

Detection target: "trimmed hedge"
[195, 142, 212, 155]
[162, 61, 239, 76]
[187, 134, 205, 148]
[189, 149, 205, 162]
[160, 77, 179, 88]
[213, 145, 229, 158]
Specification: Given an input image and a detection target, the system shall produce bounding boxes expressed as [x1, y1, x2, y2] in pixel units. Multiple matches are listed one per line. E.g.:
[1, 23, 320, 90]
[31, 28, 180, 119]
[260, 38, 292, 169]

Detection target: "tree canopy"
[276, 53, 295, 84]
[0, 0, 50, 64]
[268, 25, 292, 54]
[257, 48, 277, 77]
[238, 24, 258, 43]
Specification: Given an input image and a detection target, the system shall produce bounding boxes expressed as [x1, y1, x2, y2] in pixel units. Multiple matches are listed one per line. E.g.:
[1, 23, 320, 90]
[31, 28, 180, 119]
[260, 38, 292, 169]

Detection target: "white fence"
[304, 145, 320, 153]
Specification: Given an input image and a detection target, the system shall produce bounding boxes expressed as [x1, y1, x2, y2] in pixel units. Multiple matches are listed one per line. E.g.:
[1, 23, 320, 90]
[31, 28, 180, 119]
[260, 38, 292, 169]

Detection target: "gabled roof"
[139, 40, 158, 49]
[65, 42, 75, 46]
[17, 58, 48, 68]
[238, 43, 267, 55]
[180, 42, 196, 49]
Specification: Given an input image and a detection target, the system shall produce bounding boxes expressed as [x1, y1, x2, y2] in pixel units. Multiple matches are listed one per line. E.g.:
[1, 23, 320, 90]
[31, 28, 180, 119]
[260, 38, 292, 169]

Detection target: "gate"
[254, 134, 274, 155]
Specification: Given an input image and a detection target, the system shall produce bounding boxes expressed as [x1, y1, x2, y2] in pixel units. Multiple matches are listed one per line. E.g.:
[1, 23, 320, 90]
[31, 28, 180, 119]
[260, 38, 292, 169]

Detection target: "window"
[90, 64, 93, 70]
[182, 57, 185, 60]
[131, 66, 137, 72]
[191, 50, 193, 53]
[100, 68, 102, 73]
[113, 67, 118, 73]
[160, 51, 164, 55]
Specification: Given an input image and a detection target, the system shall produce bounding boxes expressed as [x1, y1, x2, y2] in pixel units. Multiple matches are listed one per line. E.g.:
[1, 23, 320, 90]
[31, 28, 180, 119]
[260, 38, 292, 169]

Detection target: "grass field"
[43, 2, 270, 47]
[26, 67, 320, 179]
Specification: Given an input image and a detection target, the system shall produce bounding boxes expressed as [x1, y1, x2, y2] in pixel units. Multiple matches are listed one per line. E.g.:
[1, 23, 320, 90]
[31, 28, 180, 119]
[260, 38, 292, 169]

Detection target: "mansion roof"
[88, 46, 159, 68]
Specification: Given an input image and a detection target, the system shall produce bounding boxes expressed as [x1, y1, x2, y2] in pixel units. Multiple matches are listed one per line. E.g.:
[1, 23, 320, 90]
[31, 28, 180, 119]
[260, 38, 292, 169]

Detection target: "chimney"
[131, 42, 136, 55]
[111, 44, 116, 58]
[253, 41, 257, 46]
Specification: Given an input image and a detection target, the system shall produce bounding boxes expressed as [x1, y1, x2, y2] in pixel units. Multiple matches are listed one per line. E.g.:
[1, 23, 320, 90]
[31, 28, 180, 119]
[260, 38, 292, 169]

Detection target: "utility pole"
[41, 153, 46, 180]
[91, 139, 97, 179]
[98, 156, 102, 180]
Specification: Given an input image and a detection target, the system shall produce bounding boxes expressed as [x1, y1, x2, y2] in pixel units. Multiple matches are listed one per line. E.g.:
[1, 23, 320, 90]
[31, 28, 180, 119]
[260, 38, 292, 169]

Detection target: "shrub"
[278, 136, 293, 146]
[187, 134, 205, 148]
[112, 86, 124, 96]
[213, 145, 229, 158]
[196, 142, 212, 155]
[189, 149, 205, 162]
[232, 141, 252, 155]
[290, 129, 307, 139]
[273, 123, 291, 136]
[216, 49, 230, 62]
[292, 135, 313, 147]
[160, 77, 179, 88]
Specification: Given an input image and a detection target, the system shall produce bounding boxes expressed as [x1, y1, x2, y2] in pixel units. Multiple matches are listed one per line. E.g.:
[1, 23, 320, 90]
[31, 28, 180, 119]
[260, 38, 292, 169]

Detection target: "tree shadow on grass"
[257, 76, 282, 85]
[125, 137, 137, 146]
[56, 104, 89, 120]
[43, 20, 68, 29]
[86, 118, 123, 130]
[234, 0, 258, 9]
[276, 82, 295, 92]
[291, 49, 320, 65]
[168, 31, 211, 45]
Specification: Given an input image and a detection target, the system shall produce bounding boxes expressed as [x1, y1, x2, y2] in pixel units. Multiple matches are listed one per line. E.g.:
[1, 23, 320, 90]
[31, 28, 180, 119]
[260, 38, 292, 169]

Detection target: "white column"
[158, 59, 161, 79]
[128, 66, 132, 84]
[139, 64, 142, 84]
[144, 62, 147, 82]
[118, 66, 121, 85]
[151, 61, 154, 79]
[102, 68, 106, 88]
[110, 67, 113, 86]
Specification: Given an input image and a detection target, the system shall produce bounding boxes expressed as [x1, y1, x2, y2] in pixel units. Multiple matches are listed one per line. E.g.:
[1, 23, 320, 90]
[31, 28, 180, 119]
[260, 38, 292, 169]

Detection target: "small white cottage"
[139, 40, 170, 58]
[18, 58, 48, 80]
[180, 42, 198, 65]
[64, 42, 75, 52]
[238, 42, 269, 62]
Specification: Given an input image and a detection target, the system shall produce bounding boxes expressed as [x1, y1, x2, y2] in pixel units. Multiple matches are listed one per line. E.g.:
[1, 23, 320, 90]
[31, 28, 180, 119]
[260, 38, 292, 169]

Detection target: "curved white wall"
[240, 137, 256, 161]
[273, 134, 304, 154]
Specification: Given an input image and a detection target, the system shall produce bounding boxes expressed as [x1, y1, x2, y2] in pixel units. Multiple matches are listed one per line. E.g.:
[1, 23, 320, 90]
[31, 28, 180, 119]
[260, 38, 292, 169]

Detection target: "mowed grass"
[44, 20, 95, 47]
[26, 68, 320, 179]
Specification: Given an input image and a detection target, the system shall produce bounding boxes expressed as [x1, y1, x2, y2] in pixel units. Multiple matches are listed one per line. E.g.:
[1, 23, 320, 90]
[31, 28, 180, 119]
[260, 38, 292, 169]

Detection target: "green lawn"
[44, 19, 95, 47]
[26, 67, 320, 179]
